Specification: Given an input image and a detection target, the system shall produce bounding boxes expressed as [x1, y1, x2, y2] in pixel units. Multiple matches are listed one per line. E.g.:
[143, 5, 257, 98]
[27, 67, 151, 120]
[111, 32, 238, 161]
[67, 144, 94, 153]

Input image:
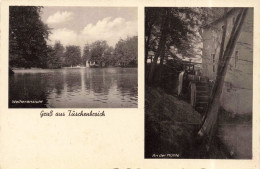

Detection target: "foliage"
[85, 37, 137, 67]
[63, 46, 81, 67]
[9, 6, 137, 69]
[47, 42, 64, 68]
[145, 7, 223, 83]
[146, 8, 202, 83]
[145, 7, 232, 63]
[114, 36, 138, 67]
[89, 41, 110, 65]
[9, 6, 50, 68]
[103, 46, 114, 66]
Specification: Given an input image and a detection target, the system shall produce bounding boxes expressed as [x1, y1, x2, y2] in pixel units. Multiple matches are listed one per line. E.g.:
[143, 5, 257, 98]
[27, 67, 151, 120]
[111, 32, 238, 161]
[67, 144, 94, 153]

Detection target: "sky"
[40, 7, 138, 49]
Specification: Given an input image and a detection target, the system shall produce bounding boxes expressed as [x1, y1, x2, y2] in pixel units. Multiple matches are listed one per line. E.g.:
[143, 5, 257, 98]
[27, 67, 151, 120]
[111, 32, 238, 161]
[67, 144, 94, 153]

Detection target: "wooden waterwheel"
[188, 75, 210, 115]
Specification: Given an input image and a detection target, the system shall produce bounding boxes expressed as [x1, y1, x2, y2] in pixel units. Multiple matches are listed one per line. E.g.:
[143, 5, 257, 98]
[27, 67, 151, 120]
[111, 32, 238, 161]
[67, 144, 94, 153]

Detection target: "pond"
[9, 68, 138, 108]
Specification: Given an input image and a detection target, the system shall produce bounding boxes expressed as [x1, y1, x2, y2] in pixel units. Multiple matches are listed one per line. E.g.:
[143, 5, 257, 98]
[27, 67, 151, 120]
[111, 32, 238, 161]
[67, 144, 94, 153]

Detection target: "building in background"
[200, 8, 253, 158]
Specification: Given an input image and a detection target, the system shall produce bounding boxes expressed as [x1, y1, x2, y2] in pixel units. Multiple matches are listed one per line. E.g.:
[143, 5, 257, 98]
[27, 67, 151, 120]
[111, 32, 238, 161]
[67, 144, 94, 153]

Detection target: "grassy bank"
[145, 87, 231, 159]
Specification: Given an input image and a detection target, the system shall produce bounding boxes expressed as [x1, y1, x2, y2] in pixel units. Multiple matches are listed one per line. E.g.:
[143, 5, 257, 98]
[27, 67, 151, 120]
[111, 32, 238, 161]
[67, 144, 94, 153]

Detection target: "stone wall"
[201, 8, 253, 114]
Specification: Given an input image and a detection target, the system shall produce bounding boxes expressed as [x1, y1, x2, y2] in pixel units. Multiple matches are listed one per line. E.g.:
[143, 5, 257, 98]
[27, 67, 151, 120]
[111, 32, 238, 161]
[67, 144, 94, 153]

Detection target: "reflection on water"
[9, 68, 138, 108]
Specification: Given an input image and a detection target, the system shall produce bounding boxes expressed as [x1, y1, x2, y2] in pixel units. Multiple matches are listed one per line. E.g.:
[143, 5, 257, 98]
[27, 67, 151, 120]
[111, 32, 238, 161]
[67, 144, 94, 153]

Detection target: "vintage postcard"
[0, 0, 260, 169]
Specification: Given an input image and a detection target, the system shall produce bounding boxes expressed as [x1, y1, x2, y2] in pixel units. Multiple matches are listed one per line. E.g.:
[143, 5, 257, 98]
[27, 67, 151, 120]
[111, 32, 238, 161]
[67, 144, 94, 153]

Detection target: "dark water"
[9, 68, 138, 108]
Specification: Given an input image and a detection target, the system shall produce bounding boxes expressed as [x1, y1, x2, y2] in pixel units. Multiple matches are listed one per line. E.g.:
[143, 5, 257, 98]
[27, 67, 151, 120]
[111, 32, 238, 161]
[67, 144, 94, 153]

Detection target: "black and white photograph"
[145, 7, 253, 159]
[8, 6, 138, 108]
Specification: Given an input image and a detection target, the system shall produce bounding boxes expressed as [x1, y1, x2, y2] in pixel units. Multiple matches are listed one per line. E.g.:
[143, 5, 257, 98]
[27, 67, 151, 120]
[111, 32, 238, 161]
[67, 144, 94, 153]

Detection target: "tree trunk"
[156, 45, 166, 82]
[145, 27, 152, 80]
[145, 38, 150, 66]
[198, 8, 248, 138]
[148, 9, 169, 84]
[145, 27, 152, 67]
[159, 46, 166, 66]
[218, 8, 228, 63]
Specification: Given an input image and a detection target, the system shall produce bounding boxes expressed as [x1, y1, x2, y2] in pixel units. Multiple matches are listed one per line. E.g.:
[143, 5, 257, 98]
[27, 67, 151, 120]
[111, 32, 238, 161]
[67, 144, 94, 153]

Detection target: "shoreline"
[11, 66, 138, 70]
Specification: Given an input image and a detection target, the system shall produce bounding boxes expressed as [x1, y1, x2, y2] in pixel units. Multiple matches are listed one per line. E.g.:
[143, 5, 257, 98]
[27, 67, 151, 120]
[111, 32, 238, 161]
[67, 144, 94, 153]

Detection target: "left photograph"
[9, 6, 138, 108]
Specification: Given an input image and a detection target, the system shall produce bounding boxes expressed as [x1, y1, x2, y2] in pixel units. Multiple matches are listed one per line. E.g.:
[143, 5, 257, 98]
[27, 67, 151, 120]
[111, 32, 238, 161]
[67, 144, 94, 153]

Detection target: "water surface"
[9, 68, 138, 108]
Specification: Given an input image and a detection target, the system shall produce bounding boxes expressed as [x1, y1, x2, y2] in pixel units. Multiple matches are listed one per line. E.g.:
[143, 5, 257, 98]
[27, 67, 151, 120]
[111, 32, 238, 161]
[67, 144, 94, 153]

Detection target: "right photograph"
[145, 7, 253, 159]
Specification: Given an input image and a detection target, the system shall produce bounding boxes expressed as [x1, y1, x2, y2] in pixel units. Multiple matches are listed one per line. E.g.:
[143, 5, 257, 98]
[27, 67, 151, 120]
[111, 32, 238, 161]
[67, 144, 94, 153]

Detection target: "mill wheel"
[190, 77, 210, 115]
[190, 82, 196, 107]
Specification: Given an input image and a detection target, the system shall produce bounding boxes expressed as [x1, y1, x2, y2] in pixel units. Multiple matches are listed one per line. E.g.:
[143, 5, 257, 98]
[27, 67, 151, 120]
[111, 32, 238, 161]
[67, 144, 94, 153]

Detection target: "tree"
[63, 46, 81, 67]
[89, 41, 110, 65]
[145, 8, 163, 67]
[47, 42, 64, 68]
[198, 8, 248, 141]
[9, 6, 50, 68]
[146, 8, 204, 84]
[103, 46, 115, 66]
[114, 36, 138, 67]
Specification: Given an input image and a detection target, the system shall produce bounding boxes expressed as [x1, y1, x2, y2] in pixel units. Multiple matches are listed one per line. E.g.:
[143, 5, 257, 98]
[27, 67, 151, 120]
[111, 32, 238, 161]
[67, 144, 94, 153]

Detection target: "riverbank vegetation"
[9, 6, 137, 69]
